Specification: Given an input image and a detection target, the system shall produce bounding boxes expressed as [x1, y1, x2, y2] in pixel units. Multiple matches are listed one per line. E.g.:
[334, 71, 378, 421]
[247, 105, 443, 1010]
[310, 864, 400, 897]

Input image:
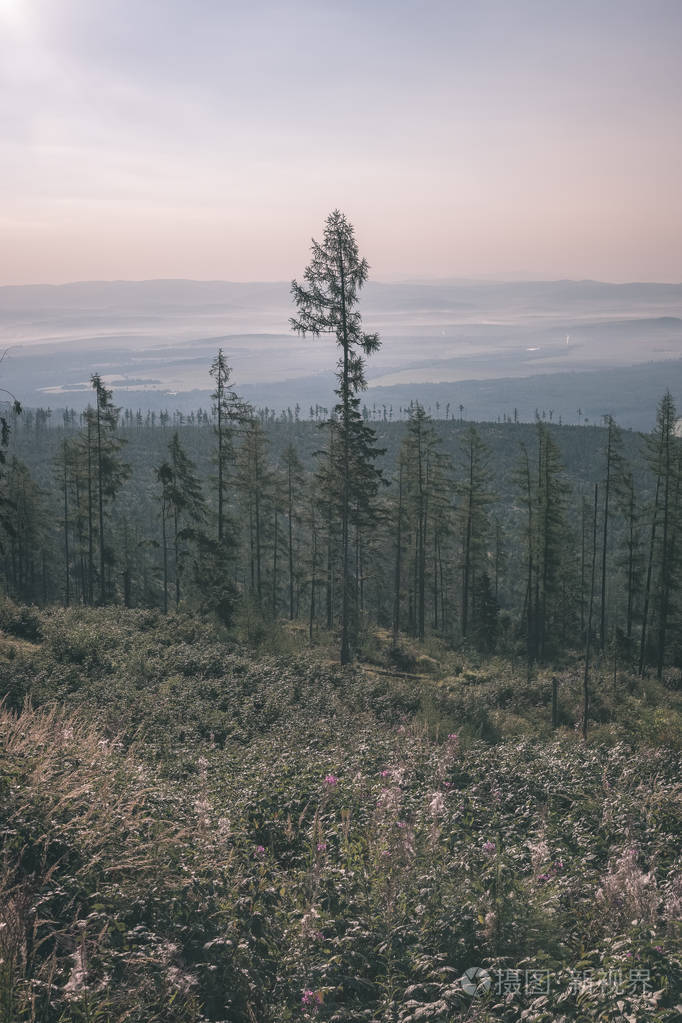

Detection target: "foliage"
[1, 607, 681, 1021]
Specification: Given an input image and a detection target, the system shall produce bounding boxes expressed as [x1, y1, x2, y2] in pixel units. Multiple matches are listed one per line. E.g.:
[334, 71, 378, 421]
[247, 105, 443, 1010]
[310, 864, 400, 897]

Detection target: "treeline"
[1, 211, 681, 680]
[2, 371, 681, 678]
[9, 399, 567, 435]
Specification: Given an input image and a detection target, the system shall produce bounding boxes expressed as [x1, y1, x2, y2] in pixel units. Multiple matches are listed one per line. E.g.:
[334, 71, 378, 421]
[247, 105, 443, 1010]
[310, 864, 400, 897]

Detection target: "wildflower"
[482, 840, 496, 855]
[254, 845, 265, 857]
[302, 988, 323, 1008]
[316, 842, 327, 852]
[397, 820, 407, 828]
[538, 872, 551, 882]
[380, 769, 391, 778]
[324, 774, 338, 787]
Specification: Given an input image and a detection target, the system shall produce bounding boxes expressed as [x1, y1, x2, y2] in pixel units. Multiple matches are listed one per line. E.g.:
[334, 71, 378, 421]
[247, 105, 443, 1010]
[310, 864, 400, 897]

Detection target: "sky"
[1, 0, 681, 285]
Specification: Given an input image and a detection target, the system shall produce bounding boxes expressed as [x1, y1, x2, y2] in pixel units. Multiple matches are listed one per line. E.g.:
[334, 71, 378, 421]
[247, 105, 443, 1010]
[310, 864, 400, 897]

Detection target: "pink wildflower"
[324, 774, 338, 787]
[482, 840, 496, 855]
[316, 842, 327, 852]
[254, 845, 265, 857]
[302, 988, 323, 1008]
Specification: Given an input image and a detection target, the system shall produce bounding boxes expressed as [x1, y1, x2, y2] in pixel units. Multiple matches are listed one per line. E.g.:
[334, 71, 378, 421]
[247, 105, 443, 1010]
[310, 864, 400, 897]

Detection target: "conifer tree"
[583, 484, 599, 739]
[236, 418, 272, 606]
[615, 468, 643, 643]
[0, 457, 45, 602]
[281, 443, 305, 619]
[398, 404, 450, 640]
[0, 384, 21, 543]
[516, 424, 570, 664]
[392, 452, 406, 646]
[291, 210, 383, 663]
[156, 432, 206, 610]
[55, 439, 77, 606]
[599, 415, 627, 648]
[456, 425, 493, 641]
[535, 422, 570, 660]
[210, 349, 250, 544]
[85, 374, 130, 604]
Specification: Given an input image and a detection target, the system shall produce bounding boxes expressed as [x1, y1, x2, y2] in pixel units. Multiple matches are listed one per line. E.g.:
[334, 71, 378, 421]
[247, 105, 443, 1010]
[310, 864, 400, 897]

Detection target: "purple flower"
[316, 842, 327, 852]
[254, 845, 265, 857]
[324, 774, 338, 787]
[538, 872, 551, 882]
[397, 821, 407, 829]
[302, 988, 322, 1008]
[380, 769, 391, 778]
[482, 840, 496, 855]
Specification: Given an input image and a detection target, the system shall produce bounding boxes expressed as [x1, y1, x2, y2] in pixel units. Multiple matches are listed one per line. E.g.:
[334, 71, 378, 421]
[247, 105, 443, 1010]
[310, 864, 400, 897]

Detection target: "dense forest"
[2, 362, 681, 684]
[1, 213, 680, 1022]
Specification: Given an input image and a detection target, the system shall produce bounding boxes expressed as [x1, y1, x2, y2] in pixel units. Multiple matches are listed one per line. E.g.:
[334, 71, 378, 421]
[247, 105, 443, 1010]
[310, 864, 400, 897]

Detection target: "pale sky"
[2, 0, 681, 285]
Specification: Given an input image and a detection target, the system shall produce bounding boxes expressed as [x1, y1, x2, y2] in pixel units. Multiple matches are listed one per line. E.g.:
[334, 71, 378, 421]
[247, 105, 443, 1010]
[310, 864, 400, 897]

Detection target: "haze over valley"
[3, 276, 682, 428]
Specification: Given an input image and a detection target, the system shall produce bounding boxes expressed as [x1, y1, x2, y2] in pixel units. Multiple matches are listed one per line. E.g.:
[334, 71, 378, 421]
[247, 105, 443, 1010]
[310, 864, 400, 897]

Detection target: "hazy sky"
[2, 0, 681, 285]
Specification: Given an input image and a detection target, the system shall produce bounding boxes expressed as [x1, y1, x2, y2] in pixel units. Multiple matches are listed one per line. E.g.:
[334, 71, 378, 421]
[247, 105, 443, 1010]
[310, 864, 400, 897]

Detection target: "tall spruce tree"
[615, 467, 643, 644]
[156, 432, 206, 610]
[398, 404, 450, 641]
[291, 210, 383, 663]
[516, 424, 570, 664]
[209, 349, 250, 544]
[236, 418, 272, 607]
[85, 375, 130, 604]
[281, 443, 305, 619]
[456, 425, 493, 642]
[599, 415, 626, 649]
